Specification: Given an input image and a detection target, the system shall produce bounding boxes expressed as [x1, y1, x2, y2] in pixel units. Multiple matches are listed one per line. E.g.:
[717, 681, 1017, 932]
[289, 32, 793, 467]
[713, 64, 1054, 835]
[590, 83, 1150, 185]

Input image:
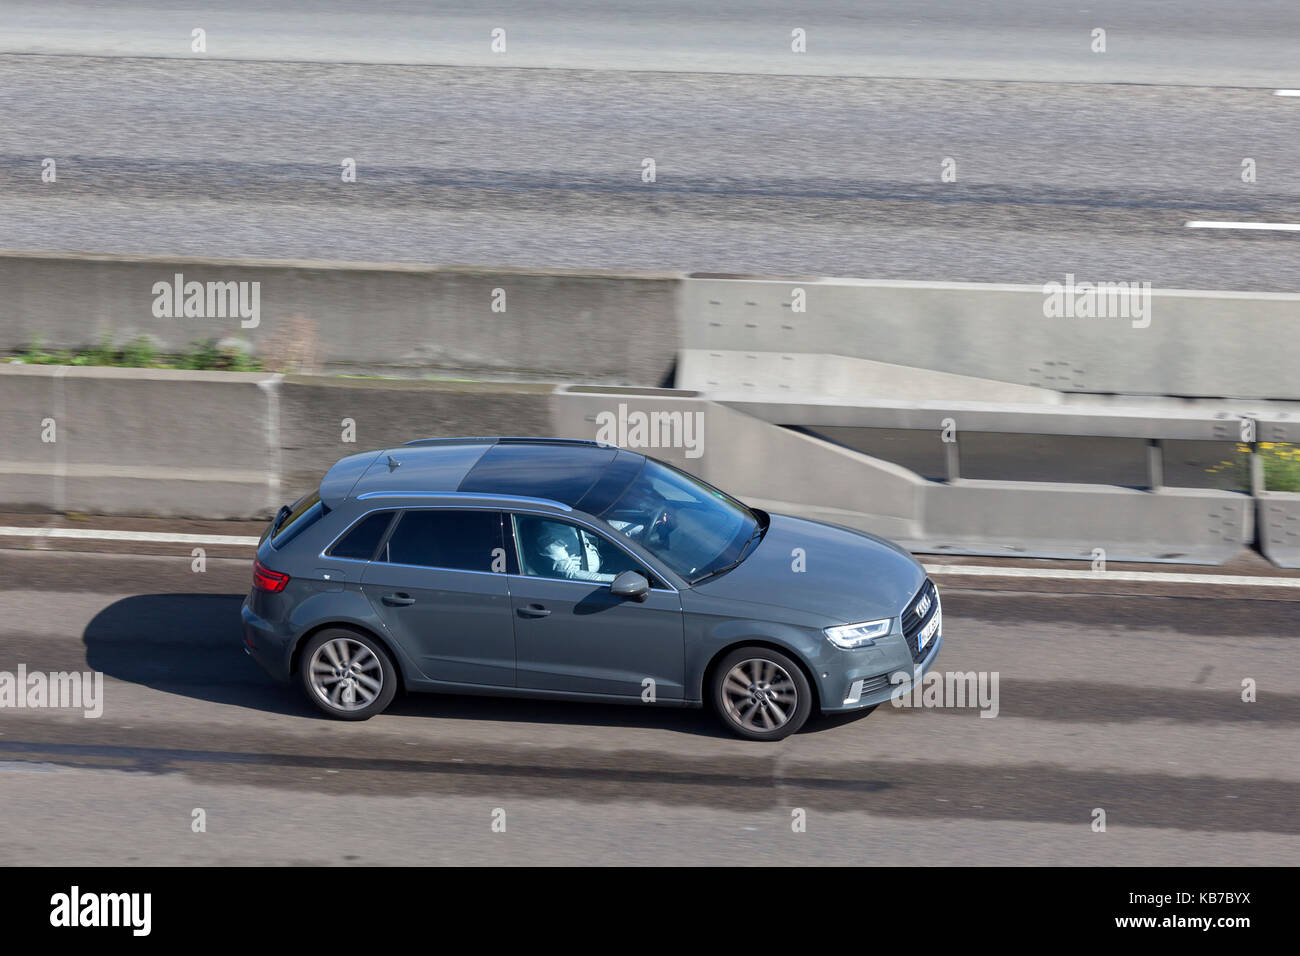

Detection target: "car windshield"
[596, 460, 760, 584]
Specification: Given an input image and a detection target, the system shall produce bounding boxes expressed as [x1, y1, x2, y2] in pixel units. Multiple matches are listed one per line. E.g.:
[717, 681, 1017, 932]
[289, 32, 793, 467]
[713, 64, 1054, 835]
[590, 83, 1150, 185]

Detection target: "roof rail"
[402, 436, 614, 449]
[401, 437, 496, 447]
[497, 437, 613, 447]
[354, 490, 572, 511]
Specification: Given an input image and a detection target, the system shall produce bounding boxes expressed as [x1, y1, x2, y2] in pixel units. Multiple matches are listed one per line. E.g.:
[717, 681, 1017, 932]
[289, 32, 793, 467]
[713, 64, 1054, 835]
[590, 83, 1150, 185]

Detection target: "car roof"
[319, 438, 647, 512]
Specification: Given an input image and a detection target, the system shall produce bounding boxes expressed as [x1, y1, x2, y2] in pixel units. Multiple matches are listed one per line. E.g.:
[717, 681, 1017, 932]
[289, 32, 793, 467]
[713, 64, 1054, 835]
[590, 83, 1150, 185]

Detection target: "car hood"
[688, 513, 926, 625]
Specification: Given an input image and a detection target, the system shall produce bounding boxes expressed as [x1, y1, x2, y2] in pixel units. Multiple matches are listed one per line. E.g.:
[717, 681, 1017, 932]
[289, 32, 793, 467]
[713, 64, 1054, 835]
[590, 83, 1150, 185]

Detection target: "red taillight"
[252, 558, 290, 593]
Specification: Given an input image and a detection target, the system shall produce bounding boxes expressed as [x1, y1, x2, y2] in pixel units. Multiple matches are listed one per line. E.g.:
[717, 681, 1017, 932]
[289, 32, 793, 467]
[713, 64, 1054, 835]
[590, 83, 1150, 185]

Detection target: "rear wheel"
[712, 647, 812, 741]
[299, 628, 397, 720]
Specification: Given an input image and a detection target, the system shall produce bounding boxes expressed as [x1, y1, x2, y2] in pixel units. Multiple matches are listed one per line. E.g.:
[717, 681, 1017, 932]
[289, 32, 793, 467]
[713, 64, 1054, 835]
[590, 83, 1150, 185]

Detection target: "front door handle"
[382, 592, 416, 607]
[518, 604, 551, 618]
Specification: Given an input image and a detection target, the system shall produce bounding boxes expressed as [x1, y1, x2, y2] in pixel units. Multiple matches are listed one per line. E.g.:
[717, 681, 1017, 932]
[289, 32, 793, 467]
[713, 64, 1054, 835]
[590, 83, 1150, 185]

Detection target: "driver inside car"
[531, 520, 615, 583]
[603, 486, 671, 546]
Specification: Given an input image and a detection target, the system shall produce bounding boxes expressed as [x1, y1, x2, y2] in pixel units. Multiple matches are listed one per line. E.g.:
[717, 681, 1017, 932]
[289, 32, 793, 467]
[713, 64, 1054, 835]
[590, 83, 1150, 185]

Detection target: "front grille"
[844, 671, 894, 704]
[901, 579, 940, 662]
[860, 673, 892, 696]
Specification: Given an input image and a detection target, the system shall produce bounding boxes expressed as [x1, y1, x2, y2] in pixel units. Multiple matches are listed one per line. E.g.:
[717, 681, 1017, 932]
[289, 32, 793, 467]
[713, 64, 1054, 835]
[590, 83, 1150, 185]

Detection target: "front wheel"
[299, 628, 397, 720]
[712, 647, 812, 741]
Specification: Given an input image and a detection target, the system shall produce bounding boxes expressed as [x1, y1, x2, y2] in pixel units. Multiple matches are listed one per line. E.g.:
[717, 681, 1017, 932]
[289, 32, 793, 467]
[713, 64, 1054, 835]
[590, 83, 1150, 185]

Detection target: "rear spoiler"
[257, 504, 292, 546]
[272, 504, 292, 533]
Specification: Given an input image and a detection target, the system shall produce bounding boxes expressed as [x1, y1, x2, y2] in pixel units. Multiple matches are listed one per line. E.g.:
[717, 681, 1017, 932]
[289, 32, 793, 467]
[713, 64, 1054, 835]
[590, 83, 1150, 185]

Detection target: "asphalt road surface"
[0, 2, 1297, 289]
[1, 546, 1296, 865]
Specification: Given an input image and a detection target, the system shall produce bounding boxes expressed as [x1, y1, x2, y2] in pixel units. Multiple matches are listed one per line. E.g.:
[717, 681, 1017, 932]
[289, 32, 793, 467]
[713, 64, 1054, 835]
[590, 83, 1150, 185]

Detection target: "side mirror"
[610, 570, 650, 602]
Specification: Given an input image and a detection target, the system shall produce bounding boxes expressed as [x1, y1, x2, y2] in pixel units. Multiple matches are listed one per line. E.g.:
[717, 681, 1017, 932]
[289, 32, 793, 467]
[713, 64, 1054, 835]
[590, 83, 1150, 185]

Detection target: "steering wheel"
[646, 506, 675, 546]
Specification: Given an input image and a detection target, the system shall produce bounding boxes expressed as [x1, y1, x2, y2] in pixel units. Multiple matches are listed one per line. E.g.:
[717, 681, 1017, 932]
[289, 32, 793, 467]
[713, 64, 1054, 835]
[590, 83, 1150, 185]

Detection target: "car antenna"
[386, 455, 401, 471]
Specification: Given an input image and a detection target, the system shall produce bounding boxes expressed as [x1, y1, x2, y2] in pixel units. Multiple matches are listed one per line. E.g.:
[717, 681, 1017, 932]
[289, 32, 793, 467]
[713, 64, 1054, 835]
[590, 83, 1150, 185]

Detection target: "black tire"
[711, 646, 812, 741]
[298, 628, 398, 721]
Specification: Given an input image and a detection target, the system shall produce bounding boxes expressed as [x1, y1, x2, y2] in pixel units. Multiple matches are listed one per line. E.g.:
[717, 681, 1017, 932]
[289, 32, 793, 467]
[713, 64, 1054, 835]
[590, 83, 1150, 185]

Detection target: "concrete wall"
[680, 276, 1300, 401]
[550, 387, 927, 540]
[721, 396, 1265, 489]
[918, 481, 1251, 564]
[0, 361, 1266, 565]
[0, 365, 559, 519]
[4, 252, 1297, 400]
[277, 377, 556, 496]
[551, 386, 1254, 564]
[1259, 493, 1300, 569]
[0, 251, 680, 385]
[0, 364, 281, 517]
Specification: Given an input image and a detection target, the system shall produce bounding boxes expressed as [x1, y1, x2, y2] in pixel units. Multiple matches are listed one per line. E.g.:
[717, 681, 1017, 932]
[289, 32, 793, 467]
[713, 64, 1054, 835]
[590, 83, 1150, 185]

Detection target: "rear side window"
[378, 510, 503, 572]
[271, 491, 326, 549]
[328, 511, 396, 561]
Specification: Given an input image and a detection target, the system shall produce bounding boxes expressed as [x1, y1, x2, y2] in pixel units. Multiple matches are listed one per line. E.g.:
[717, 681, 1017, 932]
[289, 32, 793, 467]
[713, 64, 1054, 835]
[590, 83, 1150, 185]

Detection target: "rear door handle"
[518, 604, 551, 618]
[382, 592, 416, 607]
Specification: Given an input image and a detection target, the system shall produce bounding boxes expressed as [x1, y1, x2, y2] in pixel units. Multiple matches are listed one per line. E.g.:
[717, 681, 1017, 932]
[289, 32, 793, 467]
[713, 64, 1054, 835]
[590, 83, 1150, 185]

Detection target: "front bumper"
[819, 631, 943, 714]
[818, 577, 943, 714]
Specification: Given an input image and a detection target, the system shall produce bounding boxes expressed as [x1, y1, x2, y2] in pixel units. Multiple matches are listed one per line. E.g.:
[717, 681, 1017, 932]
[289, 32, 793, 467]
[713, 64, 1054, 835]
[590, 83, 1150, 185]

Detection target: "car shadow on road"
[83, 593, 317, 718]
[84, 594, 874, 737]
[384, 693, 732, 737]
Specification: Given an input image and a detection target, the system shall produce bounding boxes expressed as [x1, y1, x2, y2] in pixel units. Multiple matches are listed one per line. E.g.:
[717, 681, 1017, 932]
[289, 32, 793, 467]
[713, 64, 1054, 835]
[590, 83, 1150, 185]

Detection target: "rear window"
[270, 491, 326, 549]
[328, 511, 396, 561]
[378, 510, 503, 572]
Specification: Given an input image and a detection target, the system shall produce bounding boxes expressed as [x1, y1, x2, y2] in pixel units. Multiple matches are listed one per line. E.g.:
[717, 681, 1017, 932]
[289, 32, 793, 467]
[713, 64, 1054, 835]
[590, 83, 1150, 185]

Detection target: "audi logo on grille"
[915, 592, 932, 618]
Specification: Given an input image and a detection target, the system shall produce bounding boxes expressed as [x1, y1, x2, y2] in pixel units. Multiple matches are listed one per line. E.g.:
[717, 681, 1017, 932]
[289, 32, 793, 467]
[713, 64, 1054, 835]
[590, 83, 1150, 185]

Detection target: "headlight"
[824, 618, 892, 649]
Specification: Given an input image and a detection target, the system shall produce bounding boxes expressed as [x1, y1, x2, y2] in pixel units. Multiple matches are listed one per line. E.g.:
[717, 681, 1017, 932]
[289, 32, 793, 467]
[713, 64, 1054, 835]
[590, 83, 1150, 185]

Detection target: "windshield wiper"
[691, 525, 764, 584]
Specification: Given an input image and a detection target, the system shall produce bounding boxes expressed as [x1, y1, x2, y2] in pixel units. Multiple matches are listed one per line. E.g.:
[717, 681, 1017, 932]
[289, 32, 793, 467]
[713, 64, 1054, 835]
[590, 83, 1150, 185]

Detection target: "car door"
[507, 512, 685, 700]
[360, 508, 516, 687]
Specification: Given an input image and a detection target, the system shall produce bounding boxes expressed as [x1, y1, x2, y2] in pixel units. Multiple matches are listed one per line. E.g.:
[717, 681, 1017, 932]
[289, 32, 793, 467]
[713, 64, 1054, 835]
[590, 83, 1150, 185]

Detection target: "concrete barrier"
[0, 368, 1267, 565]
[680, 276, 1300, 401]
[551, 386, 1254, 564]
[1259, 493, 1300, 569]
[0, 364, 281, 517]
[277, 376, 557, 496]
[719, 396, 1259, 488]
[0, 365, 561, 519]
[5, 252, 1298, 400]
[0, 251, 680, 385]
[917, 481, 1251, 564]
[550, 387, 926, 540]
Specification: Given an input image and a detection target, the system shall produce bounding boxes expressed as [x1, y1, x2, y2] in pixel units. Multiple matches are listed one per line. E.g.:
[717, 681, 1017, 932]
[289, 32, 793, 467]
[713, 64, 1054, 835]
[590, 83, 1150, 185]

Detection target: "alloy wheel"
[721, 658, 798, 732]
[308, 637, 384, 712]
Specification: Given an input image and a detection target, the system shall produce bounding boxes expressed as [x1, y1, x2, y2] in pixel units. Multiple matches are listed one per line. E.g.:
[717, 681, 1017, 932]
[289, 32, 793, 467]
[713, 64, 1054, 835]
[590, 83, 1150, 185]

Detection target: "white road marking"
[1184, 220, 1300, 232]
[1274, 90, 1300, 96]
[925, 564, 1300, 588]
[0, 526, 261, 546]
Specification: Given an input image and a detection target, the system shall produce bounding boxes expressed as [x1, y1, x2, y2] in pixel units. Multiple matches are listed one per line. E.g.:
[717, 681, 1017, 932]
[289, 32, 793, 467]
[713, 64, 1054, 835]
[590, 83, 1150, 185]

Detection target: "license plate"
[918, 603, 941, 652]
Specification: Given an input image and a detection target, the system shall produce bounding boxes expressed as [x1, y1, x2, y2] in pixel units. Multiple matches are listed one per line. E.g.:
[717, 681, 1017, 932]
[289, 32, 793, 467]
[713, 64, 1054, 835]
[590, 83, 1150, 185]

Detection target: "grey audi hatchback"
[241, 437, 942, 740]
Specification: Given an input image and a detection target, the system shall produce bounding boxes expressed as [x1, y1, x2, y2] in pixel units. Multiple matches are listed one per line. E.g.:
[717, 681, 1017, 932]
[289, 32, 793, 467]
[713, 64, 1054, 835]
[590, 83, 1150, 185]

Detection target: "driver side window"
[511, 514, 644, 584]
